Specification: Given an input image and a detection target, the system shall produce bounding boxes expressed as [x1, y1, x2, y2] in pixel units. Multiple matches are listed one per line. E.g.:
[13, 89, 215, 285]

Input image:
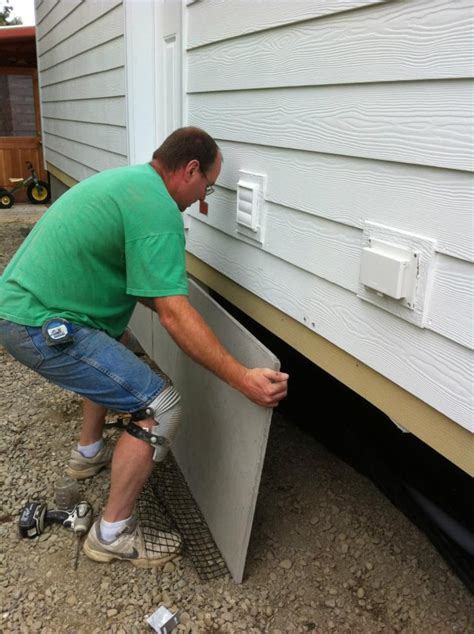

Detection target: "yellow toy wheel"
[27, 181, 51, 204]
[0, 190, 14, 209]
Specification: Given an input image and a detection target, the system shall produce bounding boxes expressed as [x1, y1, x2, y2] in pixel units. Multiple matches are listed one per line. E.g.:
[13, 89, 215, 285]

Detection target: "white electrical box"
[360, 240, 413, 300]
[357, 222, 436, 328]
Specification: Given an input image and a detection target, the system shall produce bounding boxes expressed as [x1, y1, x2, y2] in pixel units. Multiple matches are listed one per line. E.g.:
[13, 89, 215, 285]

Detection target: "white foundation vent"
[236, 171, 266, 244]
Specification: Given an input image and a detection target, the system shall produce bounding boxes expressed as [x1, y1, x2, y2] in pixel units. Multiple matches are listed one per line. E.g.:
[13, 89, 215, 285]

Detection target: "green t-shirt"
[0, 163, 188, 338]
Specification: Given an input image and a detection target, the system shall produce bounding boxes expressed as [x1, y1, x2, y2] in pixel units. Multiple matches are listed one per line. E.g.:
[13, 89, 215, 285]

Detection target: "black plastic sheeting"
[212, 293, 474, 594]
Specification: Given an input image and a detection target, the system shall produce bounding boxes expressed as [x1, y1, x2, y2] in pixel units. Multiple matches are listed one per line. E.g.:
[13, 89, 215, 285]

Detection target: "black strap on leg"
[104, 408, 154, 430]
[130, 407, 154, 422]
[125, 422, 167, 447]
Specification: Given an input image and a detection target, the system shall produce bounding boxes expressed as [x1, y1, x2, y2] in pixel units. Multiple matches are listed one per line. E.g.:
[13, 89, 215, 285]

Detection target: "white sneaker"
[83, 518, 181, 568]
[66, 442, 113, 480]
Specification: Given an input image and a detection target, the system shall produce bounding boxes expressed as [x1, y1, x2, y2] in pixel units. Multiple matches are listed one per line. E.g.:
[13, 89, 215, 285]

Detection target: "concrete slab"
[129, 282, 279, 582]
[0, 203, 48, 225]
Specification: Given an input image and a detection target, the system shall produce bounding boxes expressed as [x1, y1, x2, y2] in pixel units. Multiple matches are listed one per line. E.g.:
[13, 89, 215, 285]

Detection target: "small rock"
[180, 612, 191, 625]
[107, 608, 118, 617]
[279, 559, 292, 569]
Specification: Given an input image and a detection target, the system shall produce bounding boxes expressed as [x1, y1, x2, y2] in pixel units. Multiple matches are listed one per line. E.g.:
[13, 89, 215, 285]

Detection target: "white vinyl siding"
[35, 0, 127, 181]
[187, 0, 473, 90]
[186, 0, 389, 49]
[184, 0, 474, 431]
[188, 82, 472, 172]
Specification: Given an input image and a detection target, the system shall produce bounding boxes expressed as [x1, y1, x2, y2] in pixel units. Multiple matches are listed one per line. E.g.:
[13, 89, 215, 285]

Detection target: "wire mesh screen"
[137, 452, 229, 581]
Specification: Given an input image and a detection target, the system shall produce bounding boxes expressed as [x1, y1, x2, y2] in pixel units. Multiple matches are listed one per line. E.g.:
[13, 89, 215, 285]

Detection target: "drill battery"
[18, 501, 47, 538]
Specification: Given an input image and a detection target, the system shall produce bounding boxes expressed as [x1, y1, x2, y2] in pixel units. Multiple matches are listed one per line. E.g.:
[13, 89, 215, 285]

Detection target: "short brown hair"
[152, 127, 220, 174]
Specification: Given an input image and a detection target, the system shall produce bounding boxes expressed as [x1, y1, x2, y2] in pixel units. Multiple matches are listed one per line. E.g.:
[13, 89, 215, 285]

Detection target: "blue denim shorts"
[0, 319, 168, 412]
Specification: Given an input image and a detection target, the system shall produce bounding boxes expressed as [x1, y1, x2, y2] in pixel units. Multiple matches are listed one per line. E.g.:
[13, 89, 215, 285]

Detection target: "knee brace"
[126, 385, 182, 462]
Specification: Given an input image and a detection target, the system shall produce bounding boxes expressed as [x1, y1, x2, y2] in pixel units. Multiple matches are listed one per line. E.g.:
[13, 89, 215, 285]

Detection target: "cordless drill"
[18, 500, 93, 539]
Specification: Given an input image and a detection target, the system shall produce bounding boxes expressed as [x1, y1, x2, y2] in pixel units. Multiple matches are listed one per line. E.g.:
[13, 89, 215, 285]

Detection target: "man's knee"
[127, 385, 182, 462]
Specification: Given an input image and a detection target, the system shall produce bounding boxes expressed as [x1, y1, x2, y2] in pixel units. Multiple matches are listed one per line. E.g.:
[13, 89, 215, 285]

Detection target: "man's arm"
[153, 295, 288, 407]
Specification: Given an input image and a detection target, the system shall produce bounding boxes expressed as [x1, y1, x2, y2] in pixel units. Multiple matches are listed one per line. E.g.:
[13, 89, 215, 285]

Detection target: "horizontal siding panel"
[187, 0, 388, 49]
[43, 118, 127, 156]
[35, 0, 59, 26]
[45, 150, 98, 183]
[38, 5, 124, 72]
[38, 0, 122, 55]
[41, 38, 124, 87]
[42, 97, 126, 127]
[216, 141, 473, 262]
[44, 133, 127, 172]
[188, 0, 473, 92]
[190, 190, 471, 348]
[186, 222, 474, 431]
[428, 256, 474, 350]
[189, 187, 361, 292]
[41, 68, 125, 102]
[188, 81, 473, 171]
[37, 0, 81, 38]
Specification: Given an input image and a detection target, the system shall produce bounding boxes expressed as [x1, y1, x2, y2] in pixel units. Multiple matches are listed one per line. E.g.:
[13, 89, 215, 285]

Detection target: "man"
[0, 127, 289, 567]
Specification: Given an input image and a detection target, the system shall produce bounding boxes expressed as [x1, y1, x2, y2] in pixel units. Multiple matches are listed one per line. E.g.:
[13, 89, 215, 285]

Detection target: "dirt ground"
[0, 206, 473, 633]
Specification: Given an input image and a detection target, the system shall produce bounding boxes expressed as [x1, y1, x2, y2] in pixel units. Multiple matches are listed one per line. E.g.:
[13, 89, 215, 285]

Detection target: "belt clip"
[42, 317, 75, 346]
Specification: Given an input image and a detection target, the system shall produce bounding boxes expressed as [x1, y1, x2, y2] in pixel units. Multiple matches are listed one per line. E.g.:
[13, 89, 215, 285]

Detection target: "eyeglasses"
[200, 169, 215, 196]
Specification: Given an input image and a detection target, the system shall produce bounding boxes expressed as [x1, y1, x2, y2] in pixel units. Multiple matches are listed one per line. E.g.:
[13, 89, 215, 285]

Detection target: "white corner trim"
[123, 0, 157, 164]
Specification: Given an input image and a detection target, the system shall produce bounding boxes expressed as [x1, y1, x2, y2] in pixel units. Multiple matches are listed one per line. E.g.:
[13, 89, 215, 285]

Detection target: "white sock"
[78, 438, 104, 458]
[100, 517, 132, 543]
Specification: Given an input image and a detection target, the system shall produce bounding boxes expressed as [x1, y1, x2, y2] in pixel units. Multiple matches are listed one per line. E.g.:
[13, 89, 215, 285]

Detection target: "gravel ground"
[1, 207, 473, 633]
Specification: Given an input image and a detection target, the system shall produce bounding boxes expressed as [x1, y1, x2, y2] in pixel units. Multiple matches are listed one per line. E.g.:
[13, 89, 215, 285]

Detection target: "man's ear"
[184, 159, 200, 181]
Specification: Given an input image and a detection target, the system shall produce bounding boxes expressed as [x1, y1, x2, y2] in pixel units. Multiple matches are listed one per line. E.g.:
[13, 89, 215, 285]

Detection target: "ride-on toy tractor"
[0, 162, 51, 208]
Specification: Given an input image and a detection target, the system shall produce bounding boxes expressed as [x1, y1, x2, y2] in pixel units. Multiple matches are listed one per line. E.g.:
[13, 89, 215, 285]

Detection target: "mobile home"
[34, 0, 473, 477]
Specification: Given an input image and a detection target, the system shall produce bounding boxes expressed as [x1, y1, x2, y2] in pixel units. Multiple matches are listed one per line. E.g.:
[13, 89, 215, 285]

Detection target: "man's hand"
[153, 295, 289, 408]
[240, 368, 289, 407]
